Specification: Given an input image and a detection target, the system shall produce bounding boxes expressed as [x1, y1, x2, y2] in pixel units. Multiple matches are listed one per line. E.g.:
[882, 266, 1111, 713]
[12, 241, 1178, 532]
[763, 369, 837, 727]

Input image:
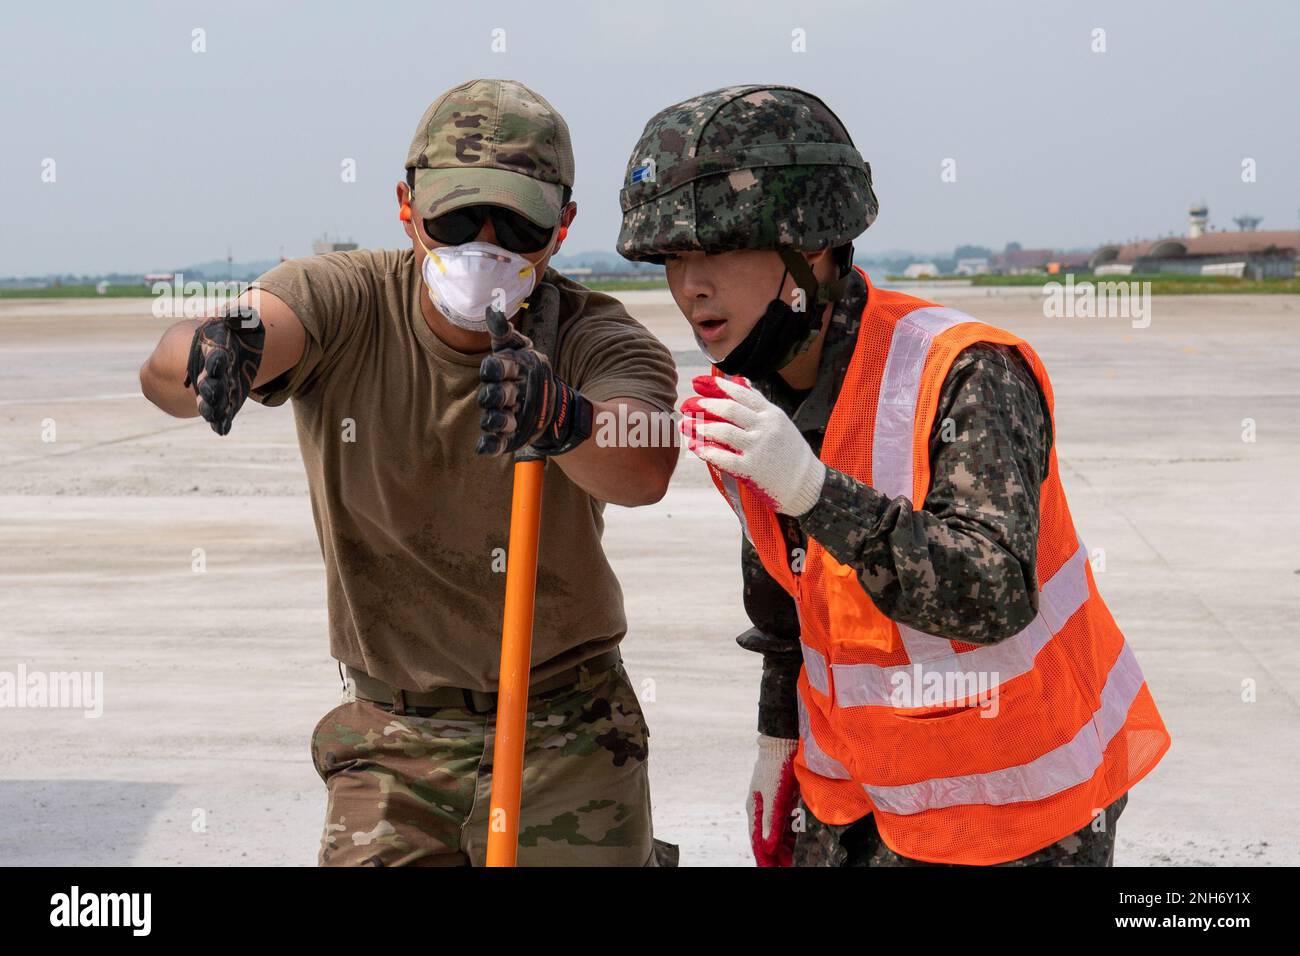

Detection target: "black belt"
[344, 648, 622, 716]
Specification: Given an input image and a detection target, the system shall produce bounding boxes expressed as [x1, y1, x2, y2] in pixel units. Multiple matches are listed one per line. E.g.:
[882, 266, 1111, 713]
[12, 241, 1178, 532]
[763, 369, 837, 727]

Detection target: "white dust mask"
[418, 239, 540, 332]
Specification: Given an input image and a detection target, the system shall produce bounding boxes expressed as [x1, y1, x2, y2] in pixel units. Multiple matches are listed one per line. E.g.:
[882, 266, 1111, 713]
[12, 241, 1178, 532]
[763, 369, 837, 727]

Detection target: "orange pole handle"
[485, 457, 546, 866]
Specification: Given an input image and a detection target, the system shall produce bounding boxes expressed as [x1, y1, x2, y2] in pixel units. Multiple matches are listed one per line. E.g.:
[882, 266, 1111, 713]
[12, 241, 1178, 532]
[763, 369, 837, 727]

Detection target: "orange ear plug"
[399, 203, 412, 222]
[558, 226, 568, 242]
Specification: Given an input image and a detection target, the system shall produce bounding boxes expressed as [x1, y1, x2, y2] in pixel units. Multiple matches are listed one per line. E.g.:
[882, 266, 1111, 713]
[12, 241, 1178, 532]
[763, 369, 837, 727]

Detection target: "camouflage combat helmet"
[617, 85, 878, 266]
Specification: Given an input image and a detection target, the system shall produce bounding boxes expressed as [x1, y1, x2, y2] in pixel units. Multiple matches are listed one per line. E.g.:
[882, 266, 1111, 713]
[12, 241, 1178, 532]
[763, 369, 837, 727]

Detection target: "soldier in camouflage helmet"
[619, 86, 1139, 867]
[620, 85, 877, 379]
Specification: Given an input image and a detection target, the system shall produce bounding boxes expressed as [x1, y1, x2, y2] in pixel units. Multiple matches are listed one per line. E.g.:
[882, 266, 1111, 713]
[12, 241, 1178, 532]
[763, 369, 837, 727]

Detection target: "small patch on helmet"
[630, 158, 656, 184]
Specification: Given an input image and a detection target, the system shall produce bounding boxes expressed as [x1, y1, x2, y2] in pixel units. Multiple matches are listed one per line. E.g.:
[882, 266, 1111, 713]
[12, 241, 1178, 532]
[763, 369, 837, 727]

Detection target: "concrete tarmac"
[1, 284, 1297, 865]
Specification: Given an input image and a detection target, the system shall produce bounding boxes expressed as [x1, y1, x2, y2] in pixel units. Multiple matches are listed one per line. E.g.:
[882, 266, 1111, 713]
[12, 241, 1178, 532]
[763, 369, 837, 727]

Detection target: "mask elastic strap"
[773, 264, 790, 300]
[411, 210, 438, 266]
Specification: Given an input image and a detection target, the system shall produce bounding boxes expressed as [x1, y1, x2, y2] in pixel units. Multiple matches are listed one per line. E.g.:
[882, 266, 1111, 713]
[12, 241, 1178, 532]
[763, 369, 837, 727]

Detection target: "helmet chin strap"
[775, 246, 850, 314]
[709, 245, 856, 378]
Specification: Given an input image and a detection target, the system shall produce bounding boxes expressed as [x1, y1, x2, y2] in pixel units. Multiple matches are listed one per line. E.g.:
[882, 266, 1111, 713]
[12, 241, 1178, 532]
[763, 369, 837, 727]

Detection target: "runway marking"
[0, 421, 196, 469]
[0, 392, 142, 407]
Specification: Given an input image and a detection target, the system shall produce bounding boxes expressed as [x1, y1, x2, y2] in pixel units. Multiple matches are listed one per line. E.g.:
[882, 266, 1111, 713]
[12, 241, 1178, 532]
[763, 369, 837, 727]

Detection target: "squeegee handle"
[485, 456, 545, 867]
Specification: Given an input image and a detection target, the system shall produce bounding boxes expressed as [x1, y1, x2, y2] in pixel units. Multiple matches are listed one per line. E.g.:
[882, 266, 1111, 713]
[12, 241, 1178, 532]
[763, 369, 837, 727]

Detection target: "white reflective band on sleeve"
[718, 471, 753, 545]
[833, 540, 1091, 708]
[863, 640, 1146, 814]
[871, 307, 974, 502]
[801, 641, 830, 695]
[797, 688, 852, 780]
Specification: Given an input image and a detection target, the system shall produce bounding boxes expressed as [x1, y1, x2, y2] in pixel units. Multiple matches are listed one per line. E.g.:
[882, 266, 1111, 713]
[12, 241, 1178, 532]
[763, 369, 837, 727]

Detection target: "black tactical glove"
[184, 305, 265, 436]
[476, 297, 593, 457]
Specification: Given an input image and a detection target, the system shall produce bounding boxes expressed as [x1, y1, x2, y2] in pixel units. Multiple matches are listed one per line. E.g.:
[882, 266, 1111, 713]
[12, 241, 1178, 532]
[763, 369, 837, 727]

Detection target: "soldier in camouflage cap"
[619, 87, 1140, 868]
[141, 76, 682, 867]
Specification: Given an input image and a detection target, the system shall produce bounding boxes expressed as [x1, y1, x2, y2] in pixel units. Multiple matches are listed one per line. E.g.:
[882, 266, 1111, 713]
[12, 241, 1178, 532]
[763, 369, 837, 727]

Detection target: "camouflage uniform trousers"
[793, 791, 1128, 867]
[310, 661, 675, 866]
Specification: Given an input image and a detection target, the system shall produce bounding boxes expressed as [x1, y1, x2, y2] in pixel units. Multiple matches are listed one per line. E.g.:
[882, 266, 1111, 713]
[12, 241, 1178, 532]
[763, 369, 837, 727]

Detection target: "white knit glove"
[679, 374, 827, 517]
[746, 734, 800, 867]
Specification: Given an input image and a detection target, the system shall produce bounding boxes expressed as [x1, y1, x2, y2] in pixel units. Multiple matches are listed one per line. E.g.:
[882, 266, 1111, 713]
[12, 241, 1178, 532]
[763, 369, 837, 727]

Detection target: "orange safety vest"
[706, 267, 1171, 865]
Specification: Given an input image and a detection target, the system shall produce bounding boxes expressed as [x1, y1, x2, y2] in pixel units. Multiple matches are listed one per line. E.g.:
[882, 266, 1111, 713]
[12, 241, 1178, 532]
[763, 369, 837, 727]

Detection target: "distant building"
[313, 235, 358, 255]
[1046, 252, 1092, 274]
[1090, 205, 1298, 279]
[955, 257, 989, 276]
[989, 248, 1053, 274]
[903, 262, 940, 278]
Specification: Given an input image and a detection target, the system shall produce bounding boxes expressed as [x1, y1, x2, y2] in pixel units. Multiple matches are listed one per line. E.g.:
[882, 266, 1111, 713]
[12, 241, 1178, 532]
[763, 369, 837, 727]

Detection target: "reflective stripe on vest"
[861, 641, 1147, 814]
[872, 307, 974, 503]
[801, 640, 831, 696]
[797, 687, 851, 780]
[832, 539, 1092, 708]
[718, 472, 753, 545]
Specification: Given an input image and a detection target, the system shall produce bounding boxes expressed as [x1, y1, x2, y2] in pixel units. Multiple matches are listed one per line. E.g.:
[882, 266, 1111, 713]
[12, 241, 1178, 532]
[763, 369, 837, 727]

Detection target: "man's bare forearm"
[139, 320, 201, 417]
[552, 398, 677, 506]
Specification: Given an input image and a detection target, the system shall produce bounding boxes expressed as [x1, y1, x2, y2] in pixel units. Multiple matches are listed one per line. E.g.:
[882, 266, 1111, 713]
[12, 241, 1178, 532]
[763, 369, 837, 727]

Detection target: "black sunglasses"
[423, 205, 555, 254]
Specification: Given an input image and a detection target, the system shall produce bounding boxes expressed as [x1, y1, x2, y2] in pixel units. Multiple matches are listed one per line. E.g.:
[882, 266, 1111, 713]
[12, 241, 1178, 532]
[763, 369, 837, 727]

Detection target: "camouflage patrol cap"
[405, 78, 575, 228]
[617, 85, 878, 262]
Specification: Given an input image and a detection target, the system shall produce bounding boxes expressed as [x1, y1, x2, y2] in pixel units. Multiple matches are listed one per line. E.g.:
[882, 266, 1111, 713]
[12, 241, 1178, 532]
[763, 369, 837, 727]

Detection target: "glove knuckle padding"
[205, 348, 227, 377]
[498, 353, 526, 378]
[198, 377, 223, 406]
[479, 356, 509, 382]
[476, 433, 504, 455]
[477, 382, 516, 409]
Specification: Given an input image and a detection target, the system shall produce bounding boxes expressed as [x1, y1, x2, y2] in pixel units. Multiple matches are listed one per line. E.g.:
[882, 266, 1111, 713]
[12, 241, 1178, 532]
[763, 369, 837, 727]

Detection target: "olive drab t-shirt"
[247, 248, 677, 692]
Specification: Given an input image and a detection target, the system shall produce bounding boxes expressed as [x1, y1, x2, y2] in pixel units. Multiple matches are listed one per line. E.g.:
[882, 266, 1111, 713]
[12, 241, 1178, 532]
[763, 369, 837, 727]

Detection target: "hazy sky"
[2, 0, 1296, 276]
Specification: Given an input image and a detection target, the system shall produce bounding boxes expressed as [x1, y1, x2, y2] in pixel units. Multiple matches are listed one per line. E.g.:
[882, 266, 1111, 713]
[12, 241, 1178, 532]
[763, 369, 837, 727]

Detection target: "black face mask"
[713, 266, 821, 379]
